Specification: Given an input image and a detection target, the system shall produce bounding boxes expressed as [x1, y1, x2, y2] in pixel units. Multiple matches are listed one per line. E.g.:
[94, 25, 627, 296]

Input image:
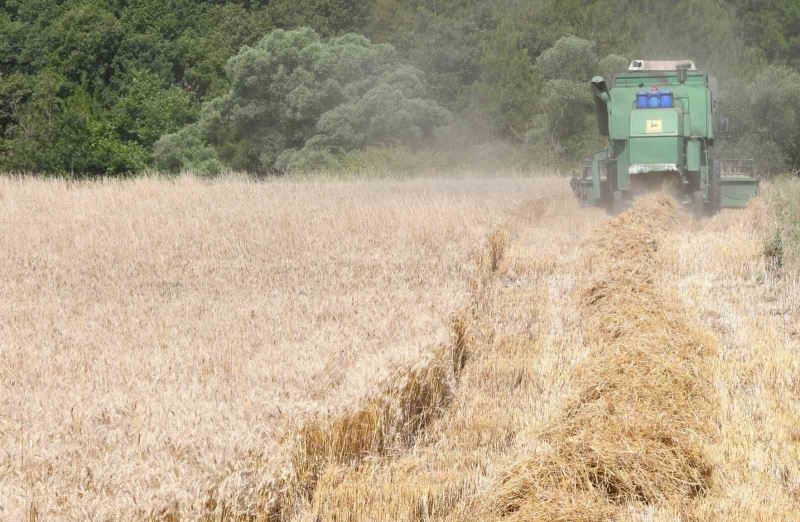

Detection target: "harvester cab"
[571, 60, 759, 215]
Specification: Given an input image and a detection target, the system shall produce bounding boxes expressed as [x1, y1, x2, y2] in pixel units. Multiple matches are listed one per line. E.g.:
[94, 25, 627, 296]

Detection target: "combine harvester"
[571, 59, 759, 214]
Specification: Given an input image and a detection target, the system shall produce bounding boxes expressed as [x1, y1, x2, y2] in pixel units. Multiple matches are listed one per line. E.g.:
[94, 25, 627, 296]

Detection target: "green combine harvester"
[571, 60, 760, 214]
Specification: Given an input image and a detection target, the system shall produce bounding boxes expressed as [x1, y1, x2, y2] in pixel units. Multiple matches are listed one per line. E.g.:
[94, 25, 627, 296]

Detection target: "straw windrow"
[483, 194, 719, 520]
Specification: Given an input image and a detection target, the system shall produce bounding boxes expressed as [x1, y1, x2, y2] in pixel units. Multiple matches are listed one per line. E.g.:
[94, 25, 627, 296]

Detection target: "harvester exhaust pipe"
[591, 76, 610, 137]
[676, 64, 688, 84]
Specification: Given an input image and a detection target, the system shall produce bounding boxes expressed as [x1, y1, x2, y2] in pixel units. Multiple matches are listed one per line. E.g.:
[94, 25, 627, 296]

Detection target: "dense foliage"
[2, 0, 800, 174]
[155, 28, 448, 174]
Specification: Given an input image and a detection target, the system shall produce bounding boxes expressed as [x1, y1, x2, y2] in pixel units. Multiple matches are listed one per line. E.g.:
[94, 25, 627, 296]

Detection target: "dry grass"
[295, 185, 604, 520]
[257, 229, 510, 520]
[0, 174, 556, 520]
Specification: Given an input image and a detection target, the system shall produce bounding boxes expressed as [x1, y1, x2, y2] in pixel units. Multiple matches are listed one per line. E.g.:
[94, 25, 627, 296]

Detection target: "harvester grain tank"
[571, 60, 760, 214]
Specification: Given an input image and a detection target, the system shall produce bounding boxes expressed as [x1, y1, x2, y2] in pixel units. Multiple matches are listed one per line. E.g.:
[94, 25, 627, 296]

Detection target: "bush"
[536, 36, 598, 82]
[748, 65, 800, 166]
[716, 64, 800, 174]
[153, 125, 223, 176]
[474, 15, 540, 136]
[766, 177, 800, 274]
[598, 54, 629, 78]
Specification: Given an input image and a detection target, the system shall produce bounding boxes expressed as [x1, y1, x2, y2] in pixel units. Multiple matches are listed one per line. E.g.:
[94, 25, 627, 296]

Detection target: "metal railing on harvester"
[719, 159, 756, 178]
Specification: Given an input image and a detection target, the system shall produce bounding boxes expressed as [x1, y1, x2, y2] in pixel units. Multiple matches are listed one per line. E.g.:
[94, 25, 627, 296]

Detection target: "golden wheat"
[0, 174, 558, 520]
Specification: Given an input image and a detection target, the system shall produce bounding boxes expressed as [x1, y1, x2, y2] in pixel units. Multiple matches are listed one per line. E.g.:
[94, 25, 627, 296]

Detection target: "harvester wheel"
[708, 159, 722, 215]
[692, 190, 705, 217]
[611, 190, 625, 215]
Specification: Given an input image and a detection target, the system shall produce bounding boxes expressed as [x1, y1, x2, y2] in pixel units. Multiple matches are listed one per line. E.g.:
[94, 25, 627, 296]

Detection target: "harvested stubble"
[248, 184, 799, 521]
[659, 190, 800, 520]
[484, 195, 718, 520]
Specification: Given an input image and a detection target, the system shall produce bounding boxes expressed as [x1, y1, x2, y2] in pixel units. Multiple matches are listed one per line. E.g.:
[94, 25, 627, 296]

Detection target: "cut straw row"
[484, 195, 718, 520]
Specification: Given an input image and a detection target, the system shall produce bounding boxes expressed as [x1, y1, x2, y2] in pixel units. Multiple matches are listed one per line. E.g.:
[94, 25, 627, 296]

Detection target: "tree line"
[2, 0, 799, 175]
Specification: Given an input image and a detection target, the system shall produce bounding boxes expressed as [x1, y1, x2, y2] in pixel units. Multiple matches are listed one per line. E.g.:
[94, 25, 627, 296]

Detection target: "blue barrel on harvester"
[659, 89, 673, 108]
[636, 91, 649, 109]
[648, 87, 661, 108]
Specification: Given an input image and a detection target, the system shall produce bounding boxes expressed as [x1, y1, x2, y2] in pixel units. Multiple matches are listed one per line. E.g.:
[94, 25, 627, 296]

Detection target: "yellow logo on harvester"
[646, 119, 663, 133]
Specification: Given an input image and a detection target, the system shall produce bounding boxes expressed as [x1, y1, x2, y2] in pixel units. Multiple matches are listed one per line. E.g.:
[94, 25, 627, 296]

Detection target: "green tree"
[3, 0, 800, 174]
[536, 35, 597, 82]
[729, 0, 800, 67]
[1, 71, 64, 172]
[156, 28, 449, 174]
[598, 54, 629, 79]
[153, 124, 223, 175]
[475, 28, 538, 136]
[111, 69, 197, 148]
[42, 3, 124, 85]
[267, 0, 374, 37]
[719, 65, 800, 171]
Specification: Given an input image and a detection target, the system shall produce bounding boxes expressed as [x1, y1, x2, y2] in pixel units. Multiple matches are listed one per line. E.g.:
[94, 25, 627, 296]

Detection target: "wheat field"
[1, 174, 799, 521]
[0, 175, 556, 520]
